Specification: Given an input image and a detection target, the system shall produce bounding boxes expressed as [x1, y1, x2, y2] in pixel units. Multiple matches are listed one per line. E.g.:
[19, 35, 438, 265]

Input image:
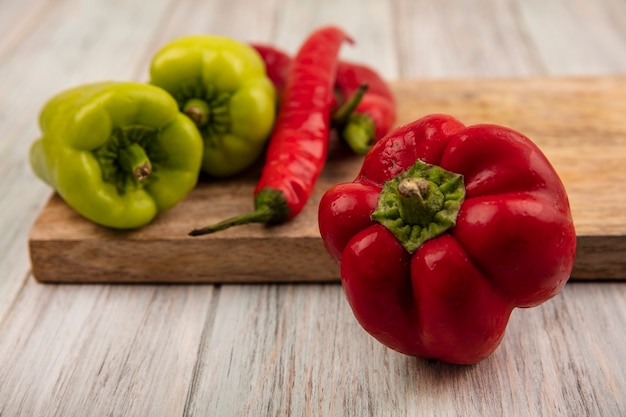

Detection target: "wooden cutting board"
[28, 76, 626, 283]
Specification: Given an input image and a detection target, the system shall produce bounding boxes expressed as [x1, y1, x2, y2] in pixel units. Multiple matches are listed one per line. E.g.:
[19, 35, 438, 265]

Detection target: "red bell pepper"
[318, 114, 577, 364]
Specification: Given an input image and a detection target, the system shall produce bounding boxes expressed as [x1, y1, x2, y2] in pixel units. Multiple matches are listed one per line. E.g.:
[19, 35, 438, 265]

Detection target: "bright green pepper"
[29, 81, 204, 229]
[149, 35, 276, 177]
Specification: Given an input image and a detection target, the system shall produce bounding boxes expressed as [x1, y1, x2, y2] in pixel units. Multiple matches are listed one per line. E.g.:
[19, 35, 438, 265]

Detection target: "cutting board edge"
[28, 231, 625, 282]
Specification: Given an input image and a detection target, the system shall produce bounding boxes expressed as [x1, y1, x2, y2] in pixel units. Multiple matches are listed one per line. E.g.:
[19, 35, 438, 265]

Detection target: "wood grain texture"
[0, 279, 215, 417]
[181, 283, 626, 417]
[392, 0, 546, 77]
[28, 76, 626, 283]
[393, 0, 626, 78]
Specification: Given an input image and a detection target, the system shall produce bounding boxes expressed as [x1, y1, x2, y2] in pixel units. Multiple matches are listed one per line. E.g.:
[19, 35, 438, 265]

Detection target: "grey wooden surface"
[1, 0, 625, 416]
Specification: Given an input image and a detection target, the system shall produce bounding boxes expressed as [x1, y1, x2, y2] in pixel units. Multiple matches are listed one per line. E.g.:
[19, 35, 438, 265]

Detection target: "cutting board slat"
[28, 77, 626, 283]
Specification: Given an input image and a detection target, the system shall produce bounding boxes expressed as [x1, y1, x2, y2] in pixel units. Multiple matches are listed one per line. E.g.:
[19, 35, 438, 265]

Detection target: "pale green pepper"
[149, 35, 276, 177]
[29, 81, 204, 229]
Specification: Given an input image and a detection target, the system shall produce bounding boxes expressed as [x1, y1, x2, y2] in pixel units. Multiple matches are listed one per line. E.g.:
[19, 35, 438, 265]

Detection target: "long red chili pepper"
[189, 26, 350, 236]
[251, 43, 396, 155]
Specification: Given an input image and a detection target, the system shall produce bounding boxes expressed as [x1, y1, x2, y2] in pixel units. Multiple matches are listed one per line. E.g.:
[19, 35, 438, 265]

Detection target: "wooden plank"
[392, 0, 545, 77]
[393, 0, 626, 78]
[182, 283, 626, 417]
[28, 76, 626, 283]
[0, 0, 56, 62]
[0, 277, 215, 417]
[514, 0, 626, 74]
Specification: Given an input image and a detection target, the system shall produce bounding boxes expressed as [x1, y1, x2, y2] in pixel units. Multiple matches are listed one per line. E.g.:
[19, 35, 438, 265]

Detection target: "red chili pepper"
[318, 114, 577, 364]
[332, 60, 397, 154]
[251, 43, 396, 155]
[190, 26, 350, 236]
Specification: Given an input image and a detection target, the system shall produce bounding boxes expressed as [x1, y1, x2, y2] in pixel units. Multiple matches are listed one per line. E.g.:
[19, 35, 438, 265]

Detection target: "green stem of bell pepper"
[29, 81, 204, 229]
[371, 159, 465, 254]
[183, 99, 211, 127]
[94, 125, 163, 194]
[118, 142, 152, 181]
[149, 34, 276, 177]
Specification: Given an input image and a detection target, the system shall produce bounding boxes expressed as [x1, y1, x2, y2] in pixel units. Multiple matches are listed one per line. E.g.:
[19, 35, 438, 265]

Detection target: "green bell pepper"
[149, 35, 276, 177]
[29, 81, 204, 229]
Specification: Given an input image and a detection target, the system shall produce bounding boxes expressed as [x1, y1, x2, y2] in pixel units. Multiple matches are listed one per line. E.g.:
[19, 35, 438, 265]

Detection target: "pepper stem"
[189, 205, 274, 236]
[371, 160, 465, 254]
[342, 113, 376, 155]
[189, 187, 290, 236]
[331, 84, 369, 126]
[183, 99, 211, 127]
[397, 178, 444, 226]
[119, 143, 152, 181]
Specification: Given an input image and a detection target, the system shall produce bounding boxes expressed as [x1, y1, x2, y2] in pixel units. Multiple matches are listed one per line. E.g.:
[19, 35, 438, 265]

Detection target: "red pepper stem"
[371, 159, 465, 254]
[189, 187, 290, 236]
[397, 178, 441, 226]
[342, 114, 376, 155]
[188, 205, 274, 236]
[331, 84, 369, 126]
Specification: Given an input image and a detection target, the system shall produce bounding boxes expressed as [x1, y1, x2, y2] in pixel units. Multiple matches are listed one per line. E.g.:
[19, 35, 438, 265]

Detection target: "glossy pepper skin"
[149, 35, 276, 177]
[251, 43, 396, 155]
[190, 26, 350, 236]
[331, 60, 397, 155]
[318, 114, 576, 364]
[29, 81, 203, 229]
